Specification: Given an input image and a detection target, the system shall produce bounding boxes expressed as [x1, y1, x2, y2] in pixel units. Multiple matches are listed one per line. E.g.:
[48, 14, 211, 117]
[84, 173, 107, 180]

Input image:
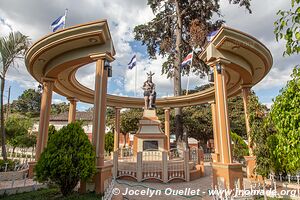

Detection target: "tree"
[270, 66, 300, 174]
[50, 102, 69, 115]
[120, 108, 143, 134]
[228, 95, 247, 138]
[134, 0, 251, 141]
[248, 92, 277, 178]
[182, 105, 213, 147]
[106, 107, 116, 132]
[230, 132, 249, 162]
[5, 114, 34, 152]
[105, 132, 114, 153]
[11, 89, 41, 117]
[48, 125, 57, 141]
[0, 31, 30, 160]
[274, 0, 300, 56]
[35, 122, 96, 196]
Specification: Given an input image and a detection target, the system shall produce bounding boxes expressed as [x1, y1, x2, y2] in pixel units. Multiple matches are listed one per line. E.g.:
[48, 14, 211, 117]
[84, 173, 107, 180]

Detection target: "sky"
[0, 0, 298, 111]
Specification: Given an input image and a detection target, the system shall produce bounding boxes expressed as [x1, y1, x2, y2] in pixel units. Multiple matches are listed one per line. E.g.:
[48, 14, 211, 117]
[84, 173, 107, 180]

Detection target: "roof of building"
[50, 111, 93, 121]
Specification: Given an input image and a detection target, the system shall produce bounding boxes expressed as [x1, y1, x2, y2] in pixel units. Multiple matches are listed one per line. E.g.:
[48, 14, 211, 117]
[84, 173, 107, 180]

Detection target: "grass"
[0, 188, 103, 200]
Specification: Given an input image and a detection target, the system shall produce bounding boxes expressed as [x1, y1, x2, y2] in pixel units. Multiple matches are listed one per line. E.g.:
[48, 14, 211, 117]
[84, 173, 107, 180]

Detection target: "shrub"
[35, 122, 96, 196]
[231, 132, 249, 162]
[105, 132, 114, 153]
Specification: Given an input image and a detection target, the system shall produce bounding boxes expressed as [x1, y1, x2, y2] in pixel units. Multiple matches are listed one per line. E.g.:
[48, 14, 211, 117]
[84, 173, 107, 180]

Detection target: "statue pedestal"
[133, 110, 167, 152]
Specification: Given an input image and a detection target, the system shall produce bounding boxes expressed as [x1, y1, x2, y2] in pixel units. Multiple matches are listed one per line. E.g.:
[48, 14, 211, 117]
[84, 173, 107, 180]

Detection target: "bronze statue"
[142, 71, 156, 109]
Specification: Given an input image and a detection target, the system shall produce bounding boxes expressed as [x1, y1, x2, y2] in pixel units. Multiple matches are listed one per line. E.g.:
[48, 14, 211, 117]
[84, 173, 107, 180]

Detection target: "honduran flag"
[181, 52, 193, 67]
[128, 55, 137, 69]
[207, 30, 219, 42]
[51, 14, 66, 32]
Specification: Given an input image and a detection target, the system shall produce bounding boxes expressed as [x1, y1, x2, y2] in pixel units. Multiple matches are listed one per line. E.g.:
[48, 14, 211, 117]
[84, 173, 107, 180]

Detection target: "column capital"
[208, 101, 215, 105]
[207, 58, 231, 67]
[90, 52, 115, 62]
[114, 106, 122, 110]
[240, 84, 252, 89]
[163, 107, 171, 110]
[67, 97, 79, 102]
[41, 77, 56, 83]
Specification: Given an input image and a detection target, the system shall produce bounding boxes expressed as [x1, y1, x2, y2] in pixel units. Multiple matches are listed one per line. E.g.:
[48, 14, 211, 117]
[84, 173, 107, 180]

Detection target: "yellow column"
[210, 61, 243, 190]
[209, 101, 221, 162]
[114, 107, 121, 151]
[67, 97, 77, 123]
[90, 53, 114, 195]
[35, 78, 55, 160]
[164, 107, 170, 151]
[92, 58, 108, 167]
[241, 86, 253, 156]
[213, 63, 232, 164]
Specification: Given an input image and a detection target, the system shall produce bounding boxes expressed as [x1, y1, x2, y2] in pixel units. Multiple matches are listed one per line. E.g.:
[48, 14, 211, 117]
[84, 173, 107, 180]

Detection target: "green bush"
[231, 132, 249, 162]
[47, 125, 57, 141]
[105, 132, 114, 153]
[35, 122, 96, 196]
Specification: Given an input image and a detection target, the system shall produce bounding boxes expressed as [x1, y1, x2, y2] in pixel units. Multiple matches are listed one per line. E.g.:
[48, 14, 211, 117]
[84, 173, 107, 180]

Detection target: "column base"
[212, 162, 243, 190]
[244, 156, 256, 179]
[211, 153, 220, 163]
[95, 163, 113, 195]
[28, 161, 37, 179]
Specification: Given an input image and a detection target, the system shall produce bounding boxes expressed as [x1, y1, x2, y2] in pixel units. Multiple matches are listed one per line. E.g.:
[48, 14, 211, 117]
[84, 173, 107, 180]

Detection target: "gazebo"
[25, 20, 273, 194]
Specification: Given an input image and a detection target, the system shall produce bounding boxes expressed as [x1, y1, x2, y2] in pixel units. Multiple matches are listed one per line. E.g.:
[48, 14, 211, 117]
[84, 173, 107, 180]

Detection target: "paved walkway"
[113, 165, 214, 200]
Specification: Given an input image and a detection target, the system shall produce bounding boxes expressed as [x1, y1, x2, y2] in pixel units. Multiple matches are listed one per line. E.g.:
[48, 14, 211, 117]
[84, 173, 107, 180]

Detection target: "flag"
[181, 52, 193, 67]
[51, 14, 66, 32]
[207, 30, 219, 42]
[128, 55, 137, 69]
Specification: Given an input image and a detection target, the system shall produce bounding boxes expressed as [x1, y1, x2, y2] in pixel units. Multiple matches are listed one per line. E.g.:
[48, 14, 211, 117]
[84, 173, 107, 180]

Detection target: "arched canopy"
[25, 21, 273, 108]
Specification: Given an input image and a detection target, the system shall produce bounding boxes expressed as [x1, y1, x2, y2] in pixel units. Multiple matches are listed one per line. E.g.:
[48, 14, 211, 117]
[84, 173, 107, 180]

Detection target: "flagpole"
[186, 51, 193, 95]
[186, 75, 190, 95]
[135, 59, 137, 96]
[63, 8, 68, 29]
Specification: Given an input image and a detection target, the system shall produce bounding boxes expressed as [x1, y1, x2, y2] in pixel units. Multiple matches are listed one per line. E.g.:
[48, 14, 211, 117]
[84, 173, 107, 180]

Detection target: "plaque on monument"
[143, 141, 159, 151]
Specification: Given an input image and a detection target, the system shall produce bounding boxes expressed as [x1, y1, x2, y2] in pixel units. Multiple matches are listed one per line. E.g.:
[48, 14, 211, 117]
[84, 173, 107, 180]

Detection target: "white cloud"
[0, 0, 296, 106]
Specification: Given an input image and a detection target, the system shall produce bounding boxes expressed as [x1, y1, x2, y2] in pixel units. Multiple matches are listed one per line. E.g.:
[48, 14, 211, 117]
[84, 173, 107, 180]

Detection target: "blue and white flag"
[51, 14, 66, 32]
[128, 55, 137, 69]
[207, 30, 219, 42]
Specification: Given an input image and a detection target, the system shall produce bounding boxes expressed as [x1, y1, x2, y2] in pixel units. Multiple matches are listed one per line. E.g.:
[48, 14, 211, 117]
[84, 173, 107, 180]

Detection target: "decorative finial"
[146, 71, 155, 78]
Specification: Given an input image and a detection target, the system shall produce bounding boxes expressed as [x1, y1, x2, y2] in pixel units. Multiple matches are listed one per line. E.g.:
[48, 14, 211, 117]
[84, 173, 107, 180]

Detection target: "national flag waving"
[207, 30, 219, 42]
[50, 9, 68, 32]
[181, 52, 193, 67]
[128, 55, 137, 69]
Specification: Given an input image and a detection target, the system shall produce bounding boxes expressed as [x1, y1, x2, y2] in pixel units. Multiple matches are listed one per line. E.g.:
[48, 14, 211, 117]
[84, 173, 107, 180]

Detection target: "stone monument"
[133, 72, 167, 153]
[142, 71, 156, 109]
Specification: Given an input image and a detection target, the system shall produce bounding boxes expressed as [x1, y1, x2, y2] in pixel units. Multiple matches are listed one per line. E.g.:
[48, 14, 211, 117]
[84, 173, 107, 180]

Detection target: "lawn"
[0, 188, 103, 200]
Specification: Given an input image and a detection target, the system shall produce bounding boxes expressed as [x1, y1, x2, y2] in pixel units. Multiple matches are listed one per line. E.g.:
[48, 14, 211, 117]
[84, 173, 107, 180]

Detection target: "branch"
[147, 12, 176, 29]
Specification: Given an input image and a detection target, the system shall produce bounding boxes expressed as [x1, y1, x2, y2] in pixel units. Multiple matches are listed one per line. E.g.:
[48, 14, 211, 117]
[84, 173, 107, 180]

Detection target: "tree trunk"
[0, 77, 7, 160]
[174, 0, 183, 142]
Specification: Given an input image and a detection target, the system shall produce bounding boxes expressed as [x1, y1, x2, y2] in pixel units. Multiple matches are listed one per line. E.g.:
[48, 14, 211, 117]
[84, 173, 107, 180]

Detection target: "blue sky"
[0, 0, 298, 111]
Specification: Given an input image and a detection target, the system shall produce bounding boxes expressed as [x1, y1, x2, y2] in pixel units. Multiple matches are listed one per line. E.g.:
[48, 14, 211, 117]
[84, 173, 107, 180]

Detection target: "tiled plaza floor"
[113, 165, 215, 200]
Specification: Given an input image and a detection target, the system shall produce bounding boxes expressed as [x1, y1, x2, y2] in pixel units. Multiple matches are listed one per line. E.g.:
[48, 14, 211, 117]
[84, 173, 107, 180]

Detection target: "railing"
[169, 148, 184, 160]
[142, 149, 162, 161]
[204, 153, 212, 162]
[189, 147, 199, 164]
[269, 173, 300, 184]
[116, 149, 137, 180]
[113, 148, 205, 183]
[1, 147, 36, 166]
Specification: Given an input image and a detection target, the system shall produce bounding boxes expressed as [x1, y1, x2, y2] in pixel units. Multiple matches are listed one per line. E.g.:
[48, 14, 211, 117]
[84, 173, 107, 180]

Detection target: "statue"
[142, 71, 156, 110]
